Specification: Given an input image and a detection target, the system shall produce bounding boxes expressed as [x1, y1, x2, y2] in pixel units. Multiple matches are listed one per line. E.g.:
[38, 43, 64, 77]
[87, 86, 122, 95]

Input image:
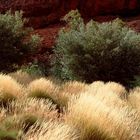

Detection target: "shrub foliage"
[0, 11, 41, 72]
[52, 10, 140, 86]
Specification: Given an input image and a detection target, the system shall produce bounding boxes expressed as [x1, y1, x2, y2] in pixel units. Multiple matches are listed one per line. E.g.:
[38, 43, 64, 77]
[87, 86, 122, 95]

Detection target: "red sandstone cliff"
[0, 0, 140, 28]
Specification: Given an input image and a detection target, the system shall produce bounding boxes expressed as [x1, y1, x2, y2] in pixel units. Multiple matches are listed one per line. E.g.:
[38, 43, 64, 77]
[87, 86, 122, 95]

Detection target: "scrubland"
[0, 71, 139, 140]
[0, 9, 140, 140]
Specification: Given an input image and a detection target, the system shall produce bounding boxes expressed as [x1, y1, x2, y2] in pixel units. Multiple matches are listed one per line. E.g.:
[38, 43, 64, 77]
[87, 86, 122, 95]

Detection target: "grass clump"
[8, 70, 38, 86]
[102, 82, 127, 99]
[27, 78, 58, 102]
[23, 121, 78, 140]
[87, 82, 128, 109]
[8, 98, 59, 122]
[0, 98, 59, 137]
[55, 81, 88, 107]
[0, 74, 23, 107]
[87, 81, 105, 94]
[0, 111, 24, 140]
[60, 81, 88, 95]
[0, 73, 140, 139]
[65, 93, 140, 140]
[128, 87, 140, 112]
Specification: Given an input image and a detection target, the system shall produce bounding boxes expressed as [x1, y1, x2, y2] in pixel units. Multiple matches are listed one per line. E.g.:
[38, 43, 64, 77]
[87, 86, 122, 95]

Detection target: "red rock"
[128, 20, 140, 32]
[0, 0, 140, 28]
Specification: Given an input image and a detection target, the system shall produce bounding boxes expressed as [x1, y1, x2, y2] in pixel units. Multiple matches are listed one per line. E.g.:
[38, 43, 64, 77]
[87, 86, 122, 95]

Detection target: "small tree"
[0, 11, 41, 72]
[52, 10, 140, 86]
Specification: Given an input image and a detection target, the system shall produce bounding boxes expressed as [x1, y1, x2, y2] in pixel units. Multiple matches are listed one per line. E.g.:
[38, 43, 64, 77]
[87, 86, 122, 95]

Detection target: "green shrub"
[0, 11, 41, 72]
[52, 10, 140, 86]
[21, 61, 45, 77]
[130, 76, 140, 88]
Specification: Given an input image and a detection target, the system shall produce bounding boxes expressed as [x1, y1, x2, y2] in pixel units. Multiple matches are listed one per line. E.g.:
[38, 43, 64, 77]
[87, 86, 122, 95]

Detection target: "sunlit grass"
[9, 70, 38, 86]
[0, 109, 24, 139]
[104, 82, 127, 99]
[65, 93, 140, 140]
[27, 78, 58, 104]
[0, 74, 139, 139]
[23, 120, 78, 140]
[8, 98, 59, 121]
[55, 81, 88, 108]
[128, 87, 140, 112]
[0, 74, 23, 107]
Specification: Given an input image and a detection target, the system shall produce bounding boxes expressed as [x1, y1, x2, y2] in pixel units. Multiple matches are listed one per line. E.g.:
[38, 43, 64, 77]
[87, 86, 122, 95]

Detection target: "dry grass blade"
[8, 98, 59, 121]
[128, 87, 140, 111]
[65, 93, 140, 140]
[23, 120, 78, 140]
[60, 81, 88, 95]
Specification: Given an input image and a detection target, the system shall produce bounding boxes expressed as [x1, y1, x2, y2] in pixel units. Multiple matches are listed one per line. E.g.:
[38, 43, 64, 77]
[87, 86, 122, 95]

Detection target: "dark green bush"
[0, 11, 41, 72]
[21, 60, 45, 77]
[52, 10, 140, 86]
[130, 76, 140, 88]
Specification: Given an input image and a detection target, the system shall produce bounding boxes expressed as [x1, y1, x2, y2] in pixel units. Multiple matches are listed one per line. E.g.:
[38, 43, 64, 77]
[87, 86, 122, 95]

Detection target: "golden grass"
[56, 81, 88, 107]
[87, 84, 127, 109]
[128, 87, 140, 111]
[87, 81, 105, 94]
[87, 81, 127, 99]
[0, 108, 24, 139]
[60, 81, 88, 95]
[0, 73, 140, 139]
[27, 78, 58, 101]
[0, 109, 6, 122]
[0, 98, 59, 139]
[104, 82, 127, 99]
[0, 114, 23, 131]
[8, 70, 37, 86]
[23, 121, 78, 140]
[0, 74, 23, 105]
[8, 98, 59, 121]
[0, 98, 60, 139]
[65, 93, 140, 140]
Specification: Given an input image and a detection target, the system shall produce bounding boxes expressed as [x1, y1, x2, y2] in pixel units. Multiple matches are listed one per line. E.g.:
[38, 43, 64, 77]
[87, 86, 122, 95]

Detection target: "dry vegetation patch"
[0, 73, 139, 139]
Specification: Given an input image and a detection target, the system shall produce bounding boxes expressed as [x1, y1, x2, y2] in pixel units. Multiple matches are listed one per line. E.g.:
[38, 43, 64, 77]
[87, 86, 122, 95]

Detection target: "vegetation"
[0, 73, 139, 139]
[21, 61, 45, 77]
[0, 74, 23, 107]
[52, 10, 140, 86]
[0, 9, 140, 140]
[0, 11, 41, 73]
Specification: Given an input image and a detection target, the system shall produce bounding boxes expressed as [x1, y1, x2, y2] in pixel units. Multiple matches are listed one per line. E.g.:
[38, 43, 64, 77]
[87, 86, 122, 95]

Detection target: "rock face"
[128, 19, 140, 32]
[0, 0, 140, 28]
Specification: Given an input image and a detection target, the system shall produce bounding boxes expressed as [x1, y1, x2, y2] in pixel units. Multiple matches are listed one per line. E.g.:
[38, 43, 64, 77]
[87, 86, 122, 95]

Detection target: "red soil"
[34, 24, 63, 50]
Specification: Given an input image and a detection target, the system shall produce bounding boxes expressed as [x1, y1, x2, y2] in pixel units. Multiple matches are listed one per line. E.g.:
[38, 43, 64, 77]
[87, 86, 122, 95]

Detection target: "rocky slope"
[0, 0, 140, 28]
